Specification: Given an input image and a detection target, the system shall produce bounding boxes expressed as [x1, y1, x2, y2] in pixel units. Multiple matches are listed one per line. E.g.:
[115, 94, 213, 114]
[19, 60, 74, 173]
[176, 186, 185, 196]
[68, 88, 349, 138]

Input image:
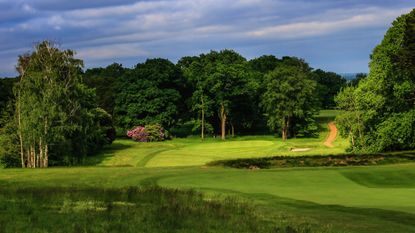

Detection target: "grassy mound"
[0, 186, 307, 233]
[208, 151, 415, 169]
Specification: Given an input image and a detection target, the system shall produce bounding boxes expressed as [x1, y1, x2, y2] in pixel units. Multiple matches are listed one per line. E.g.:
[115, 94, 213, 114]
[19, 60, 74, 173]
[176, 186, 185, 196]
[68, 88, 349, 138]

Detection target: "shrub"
[127, 124, 166, 142]
[209, 152, 415, 169]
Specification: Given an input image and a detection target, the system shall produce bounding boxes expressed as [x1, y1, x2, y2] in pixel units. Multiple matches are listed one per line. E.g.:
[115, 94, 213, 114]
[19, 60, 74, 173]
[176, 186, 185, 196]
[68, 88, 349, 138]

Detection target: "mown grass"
[84, 110, 347, 168]
[85, 137, 348, 168]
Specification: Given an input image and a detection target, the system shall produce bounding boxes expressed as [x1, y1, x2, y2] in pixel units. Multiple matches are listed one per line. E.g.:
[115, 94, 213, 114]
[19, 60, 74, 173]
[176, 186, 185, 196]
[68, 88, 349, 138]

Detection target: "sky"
[0, 0, 413, 77]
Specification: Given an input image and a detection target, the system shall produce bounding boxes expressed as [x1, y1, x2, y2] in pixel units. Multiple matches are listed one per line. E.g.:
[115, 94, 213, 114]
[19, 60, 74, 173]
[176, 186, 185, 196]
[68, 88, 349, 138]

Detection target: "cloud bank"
[0, 0, 413, 76]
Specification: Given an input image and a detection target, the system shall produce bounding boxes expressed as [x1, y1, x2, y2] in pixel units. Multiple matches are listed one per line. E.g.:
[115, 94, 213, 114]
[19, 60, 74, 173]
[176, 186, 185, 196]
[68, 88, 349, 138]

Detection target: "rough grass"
[0, 186, 294, 233]
[208, 151, 415, 169]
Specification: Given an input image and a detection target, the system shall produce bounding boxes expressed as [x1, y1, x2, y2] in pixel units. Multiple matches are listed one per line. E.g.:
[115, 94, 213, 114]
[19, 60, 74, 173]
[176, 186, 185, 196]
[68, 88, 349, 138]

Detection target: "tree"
[336, 9, 415, 152]
[178, 56, 214, 139]
[335, 86, 364, 148]
[7, 41, 113, 168]
[199, 50, 256, 140]
[348, 73, 367, 87]
[248, 55, 280, 74]
[83, 63, 125, 116]
[311, 69, 347, 109]
[0, 77, 18, 123]
[114, 58, 184, 130]
[261, 61, 317, 141]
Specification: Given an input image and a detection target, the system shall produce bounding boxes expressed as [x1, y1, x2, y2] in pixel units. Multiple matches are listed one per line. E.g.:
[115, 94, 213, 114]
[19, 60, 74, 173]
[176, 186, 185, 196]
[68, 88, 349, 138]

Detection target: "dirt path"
[324, 122, 337, 148]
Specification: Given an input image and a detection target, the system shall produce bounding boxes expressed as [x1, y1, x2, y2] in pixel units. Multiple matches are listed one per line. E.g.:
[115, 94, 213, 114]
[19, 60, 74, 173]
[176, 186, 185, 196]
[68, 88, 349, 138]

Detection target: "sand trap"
[290, 148, 312, 152]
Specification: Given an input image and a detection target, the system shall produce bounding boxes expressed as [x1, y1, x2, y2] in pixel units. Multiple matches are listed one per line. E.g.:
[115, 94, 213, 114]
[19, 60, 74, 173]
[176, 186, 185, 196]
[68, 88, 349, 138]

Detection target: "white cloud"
[76, 43, 149, 60]
[248, 7, 412, 38]
[22, 3, 35, 13]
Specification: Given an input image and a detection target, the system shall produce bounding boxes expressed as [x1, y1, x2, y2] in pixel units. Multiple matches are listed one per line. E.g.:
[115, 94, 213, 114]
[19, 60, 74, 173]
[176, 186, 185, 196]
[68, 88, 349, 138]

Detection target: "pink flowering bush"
[127, 124, 166, 142]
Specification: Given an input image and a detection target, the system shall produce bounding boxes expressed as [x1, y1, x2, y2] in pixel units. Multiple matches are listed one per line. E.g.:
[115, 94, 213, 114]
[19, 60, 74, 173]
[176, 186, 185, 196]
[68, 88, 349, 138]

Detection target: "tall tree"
[178, 56, 214, 139]
[261, 61, 317, 141]
[9, 41, 113, 168]
[83, 63, 125, 116]
[312, 69, 347, 109]
[336, 9, 415, 152]
[201, 50, 256, 140]
[114, 58, 184, 130]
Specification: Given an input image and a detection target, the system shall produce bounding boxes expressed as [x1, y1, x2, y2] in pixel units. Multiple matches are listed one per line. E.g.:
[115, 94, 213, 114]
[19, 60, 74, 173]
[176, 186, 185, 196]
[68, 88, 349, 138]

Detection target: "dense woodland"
[0, 47, 348, 167]
[335, 9, 415, 153]
[0, 9, 414, 168]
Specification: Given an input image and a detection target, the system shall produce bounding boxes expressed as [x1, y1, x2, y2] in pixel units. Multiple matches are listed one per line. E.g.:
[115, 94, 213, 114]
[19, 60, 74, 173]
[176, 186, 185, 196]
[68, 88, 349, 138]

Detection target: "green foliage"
[336, 9, 415, 153]
[169, 120, 214, 138]
[209, 151, 415, 169]
[145, 124, 167, 142]
[311, 69, 347, 109]
[83, 63, 125, 115]
[248, 55, 280, 74]
[348, 73, 367, 87]
[114, 59, 184, 130]
[7, 41, 114, 167]
[374, 110, 415, 151]
[180, 50, 258, 139]
[261, 59, 318, 139]
[0, 103, 19, 167]
[0, 77, 18, 121]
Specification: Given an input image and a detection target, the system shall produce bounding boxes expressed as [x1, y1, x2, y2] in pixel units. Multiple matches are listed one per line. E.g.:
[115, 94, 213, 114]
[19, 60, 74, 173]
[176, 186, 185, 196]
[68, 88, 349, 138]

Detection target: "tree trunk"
[30, 145, 35, 168]
[220, 103, 226, 140]
[17, 94, 25, 168]
[44, 144, 48, 168]
[201, 97, 205, 140]
[350, 131, 355, 146]
[281, 116, 290, 141]
[39, 138, 43, 168]
[232, 124, 235, 138]
[26, 151, 30, 168]
[43, 117, 48, 167]
[282, 128, 287, 141]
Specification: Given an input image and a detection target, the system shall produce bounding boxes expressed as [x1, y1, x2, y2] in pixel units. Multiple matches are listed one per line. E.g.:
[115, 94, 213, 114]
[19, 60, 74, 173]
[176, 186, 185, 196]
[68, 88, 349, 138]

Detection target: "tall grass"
[0, 186, 311, 233]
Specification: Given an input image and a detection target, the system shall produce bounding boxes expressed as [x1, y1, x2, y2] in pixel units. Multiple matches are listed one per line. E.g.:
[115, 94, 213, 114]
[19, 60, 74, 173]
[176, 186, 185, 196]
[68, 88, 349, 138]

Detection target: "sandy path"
[324, 122, 337, 147]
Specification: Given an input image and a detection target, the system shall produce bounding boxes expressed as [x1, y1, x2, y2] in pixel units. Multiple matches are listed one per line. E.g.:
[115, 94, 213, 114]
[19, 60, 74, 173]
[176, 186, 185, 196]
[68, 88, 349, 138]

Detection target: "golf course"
[1, 110, 414, 232]
[1, 5, 414, 233]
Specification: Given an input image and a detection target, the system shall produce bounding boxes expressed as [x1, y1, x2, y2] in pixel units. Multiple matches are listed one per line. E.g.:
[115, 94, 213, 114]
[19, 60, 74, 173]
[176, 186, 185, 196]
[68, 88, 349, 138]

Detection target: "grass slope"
[2, 110, 414, 232]
[1, 164, 415, 232]
[0, 186, 286, 233]
[85, 111, 348, 168]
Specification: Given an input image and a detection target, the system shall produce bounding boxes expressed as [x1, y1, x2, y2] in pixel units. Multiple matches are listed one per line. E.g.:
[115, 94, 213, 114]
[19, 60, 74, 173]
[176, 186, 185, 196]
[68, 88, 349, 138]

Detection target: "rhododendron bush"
[127, 124, 166, 142]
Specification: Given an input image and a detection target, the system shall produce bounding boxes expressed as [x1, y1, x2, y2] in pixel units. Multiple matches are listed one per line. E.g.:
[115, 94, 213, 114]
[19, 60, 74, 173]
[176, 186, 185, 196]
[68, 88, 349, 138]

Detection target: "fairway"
[86, 136, 348, 167]
[86, 111, 348, 167]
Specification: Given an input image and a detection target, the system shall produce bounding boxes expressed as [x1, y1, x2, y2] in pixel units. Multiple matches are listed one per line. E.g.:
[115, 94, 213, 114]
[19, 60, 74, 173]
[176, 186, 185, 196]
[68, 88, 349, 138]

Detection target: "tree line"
[0, 45, 347, 167]
[84, 52, 347, 140]
[335, 9, 415, 153]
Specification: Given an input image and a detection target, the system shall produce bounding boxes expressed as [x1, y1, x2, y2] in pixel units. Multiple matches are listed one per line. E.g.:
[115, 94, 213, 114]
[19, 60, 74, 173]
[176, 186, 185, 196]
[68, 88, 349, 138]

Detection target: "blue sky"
[0, 0, 413, 77]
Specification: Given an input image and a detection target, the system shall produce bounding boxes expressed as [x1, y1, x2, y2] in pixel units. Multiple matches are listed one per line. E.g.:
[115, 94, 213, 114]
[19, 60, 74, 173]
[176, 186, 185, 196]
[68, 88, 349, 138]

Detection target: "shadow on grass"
[83, 141, 134, 166]
[193, 187, 415, 233]
[0, 186, 299, 233]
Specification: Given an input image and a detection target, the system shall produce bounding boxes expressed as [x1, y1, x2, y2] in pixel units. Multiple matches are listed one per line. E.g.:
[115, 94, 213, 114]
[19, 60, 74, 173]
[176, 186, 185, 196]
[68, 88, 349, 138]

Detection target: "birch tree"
[15, 41, 84, 168]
